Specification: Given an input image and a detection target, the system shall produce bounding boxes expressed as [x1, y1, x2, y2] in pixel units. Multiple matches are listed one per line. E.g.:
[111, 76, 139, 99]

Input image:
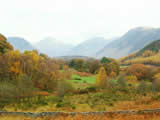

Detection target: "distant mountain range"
[7, 37, 34, 52]
[6, 27, 160, 59]
[33, 37, 73, 57]
[67, 37, 113, 57]
[96, 27, 160, 58]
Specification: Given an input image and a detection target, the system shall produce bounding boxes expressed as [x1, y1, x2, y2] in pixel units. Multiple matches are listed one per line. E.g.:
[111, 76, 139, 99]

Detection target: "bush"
[137, 81, 149, 94]
[106, 79, 117, 93]
[77, 89, 88, 94]
[152, 95, 160, 100]
[56, 80, 74, 97]
[56, 100, 75, 109]
[74, 77, 82, 80]
[117, 75, 127, 91]
[87, 86, 97, 92]
[150, 82, 160, 92]
[126, 64, 149, 80]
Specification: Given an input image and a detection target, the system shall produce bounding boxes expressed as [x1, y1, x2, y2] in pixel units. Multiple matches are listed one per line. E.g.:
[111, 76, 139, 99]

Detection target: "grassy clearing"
[72, 74, 96, 84]
[120, 65, 129, 68]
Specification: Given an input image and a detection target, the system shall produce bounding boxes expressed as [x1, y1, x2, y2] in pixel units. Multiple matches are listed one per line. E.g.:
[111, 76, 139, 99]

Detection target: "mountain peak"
[130, 27, 155, 32]
[7, 37, 34, 52]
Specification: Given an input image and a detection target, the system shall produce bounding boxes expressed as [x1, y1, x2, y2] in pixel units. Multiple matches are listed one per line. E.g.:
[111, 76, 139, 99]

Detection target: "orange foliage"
[35, 91, 50, 96]
[109, 71, 116, 79]
[126, 64, 149, 80]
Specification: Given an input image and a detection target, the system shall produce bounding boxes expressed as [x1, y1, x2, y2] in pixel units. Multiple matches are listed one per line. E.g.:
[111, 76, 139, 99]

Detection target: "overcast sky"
[0, 0, 160, 45]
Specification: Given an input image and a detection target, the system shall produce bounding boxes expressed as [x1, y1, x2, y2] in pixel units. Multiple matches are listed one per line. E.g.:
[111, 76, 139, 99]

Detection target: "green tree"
[100, 57, 112, 64]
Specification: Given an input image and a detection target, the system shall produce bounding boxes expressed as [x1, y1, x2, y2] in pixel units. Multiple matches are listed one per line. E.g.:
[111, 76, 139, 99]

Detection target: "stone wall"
[1, 109, 160, 118]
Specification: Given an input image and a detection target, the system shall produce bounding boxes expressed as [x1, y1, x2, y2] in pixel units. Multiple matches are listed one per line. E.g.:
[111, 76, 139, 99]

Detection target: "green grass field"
[72, 74, 96, 84]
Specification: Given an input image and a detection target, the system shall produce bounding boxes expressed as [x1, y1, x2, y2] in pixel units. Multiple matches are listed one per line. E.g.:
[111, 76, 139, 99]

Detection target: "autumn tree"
[62, 65, 72, 80]
[142, 50, 155, 57]
[69, 59, 86, 72]
[126, 64, 149, 80]
[87, 59, 100, 74]
[0, 34, 13, 54]
[109, 71, 117, 80]
[103, 60, 120, 76]
[96, 67, 108, 88]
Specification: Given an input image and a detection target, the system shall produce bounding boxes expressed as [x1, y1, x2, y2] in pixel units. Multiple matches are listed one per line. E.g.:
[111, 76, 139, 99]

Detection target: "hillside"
[137, 40, 160, 56]
[97, 27, 160, 58]
[0, 34, 13, 53]
[68, 37, 112, 57]
[119, 39, 160, 65]
[7, 37, 34, 52]
[34, 37, 73, 57]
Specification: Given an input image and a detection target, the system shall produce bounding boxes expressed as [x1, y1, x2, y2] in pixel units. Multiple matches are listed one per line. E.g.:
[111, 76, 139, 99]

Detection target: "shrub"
[56, 80, 74, 97]
[117, 75, 127, 91]
[152, 95, 160, 100]
[56, 100, 75, 109]
[78, 89, 88, 94]
[137, 81, 149, 94]
[87, 86, 97, 92]
[126, 64, 149, 80]
[106, 79, 117, 93]
[74, 77, 82, 80]
[125, 75, 138, 83]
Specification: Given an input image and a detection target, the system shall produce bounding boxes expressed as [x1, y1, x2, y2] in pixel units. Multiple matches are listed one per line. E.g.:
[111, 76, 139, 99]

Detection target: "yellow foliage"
[142, 50, 156, 57]
[10, 61, 22, 75]
[109, 71, 116, 79]
[125, 75, 138, 84]
[96, 67, 108, 87]
[123, 53, 160, 65]
[154, 73, 160, 85]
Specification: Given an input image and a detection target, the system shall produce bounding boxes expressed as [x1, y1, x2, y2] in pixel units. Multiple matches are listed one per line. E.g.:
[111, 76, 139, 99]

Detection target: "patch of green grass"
[120, 65, 129, 68]
[72, 74, 96, 84]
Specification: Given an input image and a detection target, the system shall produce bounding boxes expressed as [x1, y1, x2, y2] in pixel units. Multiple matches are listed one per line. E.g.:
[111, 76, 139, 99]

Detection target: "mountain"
[97, 27, 160, 58]
[34, 37, 73, 57]
[119, 39, 160, 65]
[7, 37, 34, 52]
[67, 37, 113, 57]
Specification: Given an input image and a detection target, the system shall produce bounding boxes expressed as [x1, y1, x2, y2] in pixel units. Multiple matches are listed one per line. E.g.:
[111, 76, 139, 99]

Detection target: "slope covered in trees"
[119, 40, 160, 65]
[0, 34, 13, 54]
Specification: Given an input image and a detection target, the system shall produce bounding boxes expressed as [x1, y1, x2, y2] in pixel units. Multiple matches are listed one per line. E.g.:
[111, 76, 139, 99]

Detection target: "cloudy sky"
[0, 0, 160, 44]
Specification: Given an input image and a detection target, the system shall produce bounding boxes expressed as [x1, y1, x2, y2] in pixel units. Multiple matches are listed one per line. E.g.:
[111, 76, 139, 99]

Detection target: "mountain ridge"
[7, 37, 34, 52]
[97, 27, 160, 58]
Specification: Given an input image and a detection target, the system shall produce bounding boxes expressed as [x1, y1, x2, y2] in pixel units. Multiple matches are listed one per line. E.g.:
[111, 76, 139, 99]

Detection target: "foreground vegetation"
[2, 34, 160, 120]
